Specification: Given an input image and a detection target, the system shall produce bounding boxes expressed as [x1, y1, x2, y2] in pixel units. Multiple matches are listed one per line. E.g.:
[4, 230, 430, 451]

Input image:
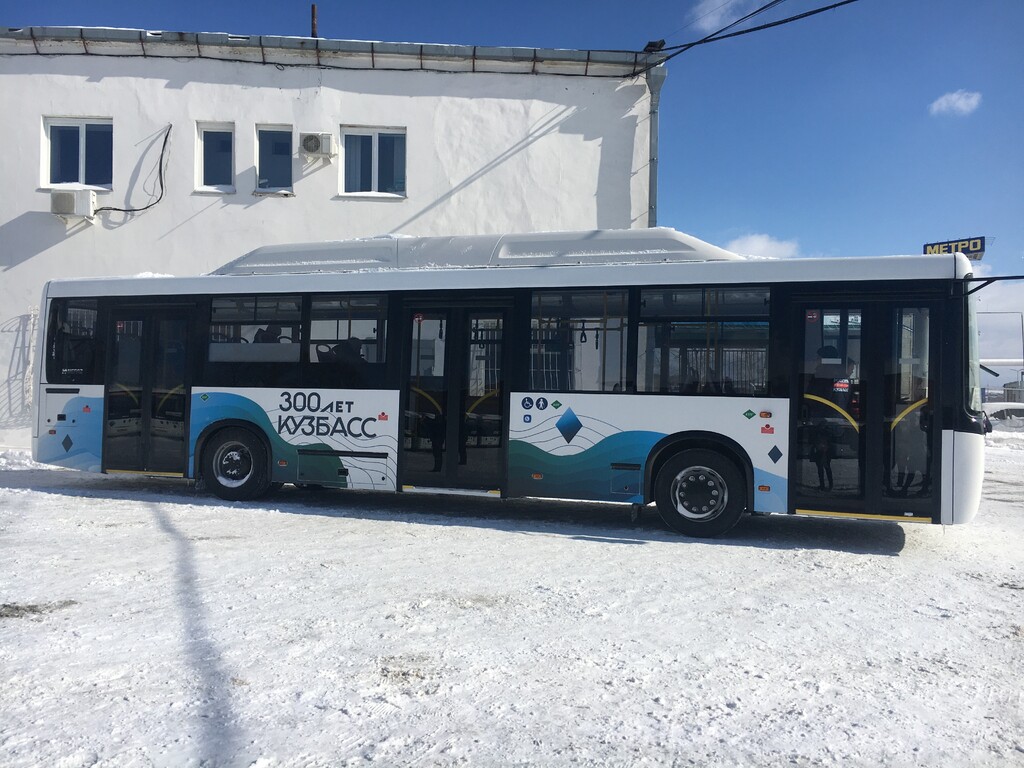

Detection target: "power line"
[659, 0, 790, 56]
[634, 0, 861, 77]
[662, 0, 755, 42]
[692, 0, 861, 45]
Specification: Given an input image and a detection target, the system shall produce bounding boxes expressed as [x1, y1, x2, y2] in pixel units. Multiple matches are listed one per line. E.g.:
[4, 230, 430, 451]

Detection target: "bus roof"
[43, 229, 975, 299]
[211, 228, 743, 275]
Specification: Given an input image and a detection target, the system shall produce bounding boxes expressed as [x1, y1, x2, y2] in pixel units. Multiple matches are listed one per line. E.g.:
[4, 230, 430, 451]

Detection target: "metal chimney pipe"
[311, 4, 318, 37]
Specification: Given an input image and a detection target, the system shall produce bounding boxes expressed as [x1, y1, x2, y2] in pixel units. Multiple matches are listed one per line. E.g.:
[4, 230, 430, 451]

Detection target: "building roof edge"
[0, 26, 667, 78]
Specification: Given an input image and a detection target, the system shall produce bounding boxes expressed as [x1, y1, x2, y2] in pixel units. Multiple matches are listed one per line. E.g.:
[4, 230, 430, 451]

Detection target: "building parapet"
[0, 26, 665, 78]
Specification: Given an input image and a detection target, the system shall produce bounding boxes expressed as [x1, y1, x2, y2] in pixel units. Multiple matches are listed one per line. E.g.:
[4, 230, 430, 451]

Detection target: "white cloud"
[929, 90, 982, 117]
[690, 0, 760, 35]
[726, 233, 800, 259]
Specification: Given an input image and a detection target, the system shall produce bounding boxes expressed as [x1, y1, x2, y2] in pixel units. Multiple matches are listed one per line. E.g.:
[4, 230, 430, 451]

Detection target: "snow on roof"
[210, 228, 744, 276]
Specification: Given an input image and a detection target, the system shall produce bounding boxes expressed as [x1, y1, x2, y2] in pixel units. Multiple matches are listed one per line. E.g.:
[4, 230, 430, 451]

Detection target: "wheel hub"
[214, 442, 253, 488]
[669, 465, 727, 521]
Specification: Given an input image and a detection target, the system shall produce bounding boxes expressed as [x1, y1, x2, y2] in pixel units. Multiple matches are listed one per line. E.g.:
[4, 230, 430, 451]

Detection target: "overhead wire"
[660, 0, 790, 54]
[687, 0, 861, 45]
[661, 0, 753, 41]
[634, 0, 861, 77]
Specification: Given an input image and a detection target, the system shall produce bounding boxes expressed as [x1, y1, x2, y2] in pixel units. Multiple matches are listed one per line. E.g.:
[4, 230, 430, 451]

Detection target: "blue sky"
[3, 0, 1019, 266]
[3, 0, 1023, 366]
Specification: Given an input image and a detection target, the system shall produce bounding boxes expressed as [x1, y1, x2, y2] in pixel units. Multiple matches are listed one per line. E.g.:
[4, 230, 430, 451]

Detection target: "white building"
[0, 26, 667, 444]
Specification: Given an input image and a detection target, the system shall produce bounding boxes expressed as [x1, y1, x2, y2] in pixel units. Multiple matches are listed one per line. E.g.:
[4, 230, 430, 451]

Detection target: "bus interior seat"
[254, 324, 282, 343]
[315, 343, 339, 363]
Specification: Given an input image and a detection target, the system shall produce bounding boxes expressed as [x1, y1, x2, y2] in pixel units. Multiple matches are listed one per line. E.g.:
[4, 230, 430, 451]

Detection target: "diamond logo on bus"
[61, 435, 73, 453]
[201, 393, 210, 401]
[744, 410, 756, 419]
[556, 409, 583, 443]
[768, 446, 783, 464]
[551, 400, 562, 410]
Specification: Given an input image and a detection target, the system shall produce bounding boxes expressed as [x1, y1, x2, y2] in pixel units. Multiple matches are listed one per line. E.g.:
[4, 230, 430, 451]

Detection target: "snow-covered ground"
[2, 430, 1024, 767]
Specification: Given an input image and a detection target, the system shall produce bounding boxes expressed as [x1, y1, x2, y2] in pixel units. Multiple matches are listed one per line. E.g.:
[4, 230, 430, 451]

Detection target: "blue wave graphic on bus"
[189, 392, 314, 482]
[511, 411, 624, 456]
[509, 429, 788, 513]
[188, 391, 398, 489]
[508, 430, 663, 503]
[35, 396, 104, 471]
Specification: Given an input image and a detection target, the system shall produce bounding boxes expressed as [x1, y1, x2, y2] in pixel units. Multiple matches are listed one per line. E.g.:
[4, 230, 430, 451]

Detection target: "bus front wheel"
[654, 449, 745, 537]
[202, 428, 271, 501]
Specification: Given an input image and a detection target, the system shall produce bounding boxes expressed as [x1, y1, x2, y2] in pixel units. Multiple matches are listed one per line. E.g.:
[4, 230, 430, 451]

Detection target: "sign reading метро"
[923, 237, 985, 260]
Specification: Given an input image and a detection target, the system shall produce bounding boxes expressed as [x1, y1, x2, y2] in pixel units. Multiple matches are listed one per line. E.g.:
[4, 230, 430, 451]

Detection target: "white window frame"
[255, 124, 294, 196]
[41, 117, 113, 191]
[339, 126, 407, 199]
[195, 121, 235, 194]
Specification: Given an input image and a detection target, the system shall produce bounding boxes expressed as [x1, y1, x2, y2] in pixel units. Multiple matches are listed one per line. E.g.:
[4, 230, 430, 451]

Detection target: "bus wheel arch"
[645, 433, 753, 537]
[198, 422, 273, 501]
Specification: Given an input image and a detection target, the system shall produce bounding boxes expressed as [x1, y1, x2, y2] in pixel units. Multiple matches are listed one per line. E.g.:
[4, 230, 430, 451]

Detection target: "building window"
[530, 290, 628, 392]
[45, 118, 113, 187]
[197, 123, 234, 192]
[256, 127, 293, 191]
[342, 127, 406, 195]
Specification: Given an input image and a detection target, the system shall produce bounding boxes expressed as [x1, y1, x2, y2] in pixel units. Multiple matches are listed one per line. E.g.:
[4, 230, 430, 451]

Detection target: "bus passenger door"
[792, 303, 938, 522]
[401, 306, 508, 493]
[104, 308, 191, 475]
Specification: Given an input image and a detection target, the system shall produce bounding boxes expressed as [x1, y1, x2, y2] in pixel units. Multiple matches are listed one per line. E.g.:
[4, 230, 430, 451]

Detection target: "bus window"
[207, 294, 301, 363]
[637, 287, 770, 395]
[966, 295, 982, 414]
[885, 307, 933, 498]
[530, 290, 627, 392]
[46, 298, 99, 384]
[309, 294, 387, 387]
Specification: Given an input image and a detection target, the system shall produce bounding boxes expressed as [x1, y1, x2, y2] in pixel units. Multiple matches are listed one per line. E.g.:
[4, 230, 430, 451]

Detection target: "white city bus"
[33, 228, 985, 536]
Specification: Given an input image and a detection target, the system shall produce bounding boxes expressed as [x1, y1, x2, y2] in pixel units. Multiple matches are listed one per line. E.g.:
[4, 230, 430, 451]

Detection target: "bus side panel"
[941, 429, 984, 525]
[507, 393, 789, 513]
[32, 385, 105, 472]
[189, 388, 400, 490]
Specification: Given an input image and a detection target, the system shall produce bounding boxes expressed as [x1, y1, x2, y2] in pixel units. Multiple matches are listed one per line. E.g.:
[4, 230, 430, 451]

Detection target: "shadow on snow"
[147, 502, 242, 765]
[2, 467, 907, 556]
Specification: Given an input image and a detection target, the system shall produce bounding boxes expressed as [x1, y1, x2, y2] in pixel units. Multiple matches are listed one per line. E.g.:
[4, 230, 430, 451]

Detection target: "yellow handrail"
[891, 398, 928, 430]
[802, 393, 859, 432]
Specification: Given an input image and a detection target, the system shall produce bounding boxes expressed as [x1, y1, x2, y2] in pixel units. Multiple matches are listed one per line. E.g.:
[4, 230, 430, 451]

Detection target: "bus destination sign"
[923, 237, 985, 260]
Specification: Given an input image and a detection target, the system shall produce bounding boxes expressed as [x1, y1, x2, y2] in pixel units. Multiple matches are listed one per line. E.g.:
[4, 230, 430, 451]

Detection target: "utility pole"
[311, 4, 318, 38]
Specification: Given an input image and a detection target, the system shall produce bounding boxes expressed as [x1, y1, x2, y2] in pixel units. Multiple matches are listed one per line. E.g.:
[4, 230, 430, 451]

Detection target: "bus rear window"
[46, 298, 99, 384]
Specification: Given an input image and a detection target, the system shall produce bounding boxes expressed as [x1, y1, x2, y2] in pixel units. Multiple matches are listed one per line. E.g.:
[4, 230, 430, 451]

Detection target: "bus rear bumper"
[941, 429, 984, 525]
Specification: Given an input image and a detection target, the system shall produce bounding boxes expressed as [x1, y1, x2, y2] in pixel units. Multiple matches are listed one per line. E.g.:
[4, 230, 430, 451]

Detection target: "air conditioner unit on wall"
[299, 132, 335, 157]
[50, 189, 96, 219]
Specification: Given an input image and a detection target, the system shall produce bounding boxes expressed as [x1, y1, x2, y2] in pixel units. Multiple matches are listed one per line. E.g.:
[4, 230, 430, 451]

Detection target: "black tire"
[201, 427, 271, 501]
[654, 449, 746, 537]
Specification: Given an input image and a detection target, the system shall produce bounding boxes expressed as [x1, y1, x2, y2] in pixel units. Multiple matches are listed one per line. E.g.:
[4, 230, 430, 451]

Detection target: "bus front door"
[103, 308, 191, 476]
[401, 306, 508, 493]
[792, 303, 938, 522]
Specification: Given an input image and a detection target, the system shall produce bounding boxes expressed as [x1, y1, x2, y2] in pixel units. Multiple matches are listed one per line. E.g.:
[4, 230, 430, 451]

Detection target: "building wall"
[0, 50, 654, 443]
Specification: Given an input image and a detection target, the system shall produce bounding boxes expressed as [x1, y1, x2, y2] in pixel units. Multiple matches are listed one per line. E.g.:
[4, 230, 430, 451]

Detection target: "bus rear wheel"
[655, 449, 745, 537]
[202, 427, 271, 501]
